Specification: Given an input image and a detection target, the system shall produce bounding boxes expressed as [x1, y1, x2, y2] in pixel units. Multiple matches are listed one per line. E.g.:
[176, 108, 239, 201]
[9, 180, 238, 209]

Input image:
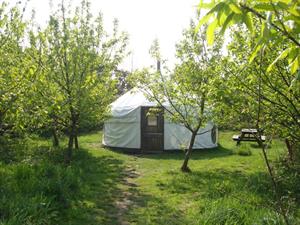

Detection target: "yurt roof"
[110, 88, 158, 117]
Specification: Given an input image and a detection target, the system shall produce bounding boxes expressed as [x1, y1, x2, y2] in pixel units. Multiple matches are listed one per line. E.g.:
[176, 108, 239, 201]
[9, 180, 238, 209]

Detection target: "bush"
[0, 136, 30, 163]
[237, 148, 252, 156]
[274, 156, 300, 213]
[199, 198, 288, 225]
[234, 145, 252, 156]
[200, 199, 246, 225]
[1, 195, 59, 225]
[0, 137, 83, 225]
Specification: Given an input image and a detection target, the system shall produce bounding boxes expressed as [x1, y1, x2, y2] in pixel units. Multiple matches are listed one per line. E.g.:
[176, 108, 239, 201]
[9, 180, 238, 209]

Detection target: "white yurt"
[103, 88, 218, 151]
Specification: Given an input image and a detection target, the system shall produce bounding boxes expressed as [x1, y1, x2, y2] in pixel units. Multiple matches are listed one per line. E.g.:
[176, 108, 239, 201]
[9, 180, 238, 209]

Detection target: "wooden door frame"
[140, 106, 164, 152]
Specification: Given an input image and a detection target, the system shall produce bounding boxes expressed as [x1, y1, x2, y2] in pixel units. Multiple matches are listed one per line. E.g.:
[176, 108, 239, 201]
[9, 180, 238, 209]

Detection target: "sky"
[17, 0, 200, 71]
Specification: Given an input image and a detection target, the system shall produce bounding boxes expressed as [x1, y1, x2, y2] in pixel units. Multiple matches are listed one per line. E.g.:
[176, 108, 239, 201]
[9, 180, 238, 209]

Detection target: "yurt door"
[141, 107, 164, 151]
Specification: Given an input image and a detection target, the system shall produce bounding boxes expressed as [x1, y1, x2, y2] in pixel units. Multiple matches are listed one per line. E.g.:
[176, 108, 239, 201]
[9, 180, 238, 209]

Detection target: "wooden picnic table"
[232, 128, 266, 145]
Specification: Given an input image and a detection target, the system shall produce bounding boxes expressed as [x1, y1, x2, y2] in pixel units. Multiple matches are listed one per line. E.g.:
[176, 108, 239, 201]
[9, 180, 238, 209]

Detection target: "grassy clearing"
[0, 131, 299, 224]
[106, 132, 290, 225]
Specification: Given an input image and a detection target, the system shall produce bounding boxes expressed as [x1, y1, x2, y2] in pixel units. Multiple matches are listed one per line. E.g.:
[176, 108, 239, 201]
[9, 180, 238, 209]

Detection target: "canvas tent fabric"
[103, 88, 218, 150]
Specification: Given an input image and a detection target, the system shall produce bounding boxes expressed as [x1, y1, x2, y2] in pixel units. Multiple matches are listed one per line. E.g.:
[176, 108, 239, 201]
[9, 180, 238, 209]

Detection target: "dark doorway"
[141, 107, 164, 152]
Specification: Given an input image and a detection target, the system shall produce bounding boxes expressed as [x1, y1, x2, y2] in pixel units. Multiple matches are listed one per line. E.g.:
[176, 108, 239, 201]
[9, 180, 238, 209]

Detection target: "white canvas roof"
[110, 88, 157, 117]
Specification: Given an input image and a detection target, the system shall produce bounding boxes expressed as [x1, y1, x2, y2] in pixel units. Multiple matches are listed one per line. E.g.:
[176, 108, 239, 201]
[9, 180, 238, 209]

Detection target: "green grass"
[1, 131, 299, 224]
[102, 131, 288, 225]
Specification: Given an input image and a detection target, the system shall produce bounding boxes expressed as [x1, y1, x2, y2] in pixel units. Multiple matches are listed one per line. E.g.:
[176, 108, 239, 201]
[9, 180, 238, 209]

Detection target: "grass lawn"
[1, 130, 298, 225]
[70, 130, 294, 225]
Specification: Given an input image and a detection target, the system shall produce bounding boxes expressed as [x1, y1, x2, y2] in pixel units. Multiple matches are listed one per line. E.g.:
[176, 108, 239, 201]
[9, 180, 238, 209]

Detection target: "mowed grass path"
[71, 131, 288, 225]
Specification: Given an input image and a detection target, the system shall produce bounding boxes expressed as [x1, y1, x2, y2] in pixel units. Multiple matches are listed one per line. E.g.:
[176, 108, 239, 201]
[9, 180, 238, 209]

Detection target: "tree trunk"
[181, 132, 197, 173]
[65, 119, 76, 164]
[260, 140, 290, 225]
[74, 135, 79, 149]
[74, 114, 79, 149]
[285, 138, 294, 162]
[52, 127, 59, 147]
[65, 134, 73, 164]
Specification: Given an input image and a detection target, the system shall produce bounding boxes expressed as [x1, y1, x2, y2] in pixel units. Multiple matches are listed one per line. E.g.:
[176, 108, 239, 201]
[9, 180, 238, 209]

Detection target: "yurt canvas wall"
[103, 88, 218, 151]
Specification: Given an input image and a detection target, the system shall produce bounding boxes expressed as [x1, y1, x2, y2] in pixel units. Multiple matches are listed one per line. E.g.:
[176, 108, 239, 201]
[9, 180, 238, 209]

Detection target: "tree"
[198, 2, 300, 223]
[198, 0, 300, 159]
[33, 0, 128, 162]
[198, 0, 299, 80]
[0, 2, 31, 137]
[219, 27, 299, 225]
[115, 69, 132, 95]
[133, 19, 223, 172]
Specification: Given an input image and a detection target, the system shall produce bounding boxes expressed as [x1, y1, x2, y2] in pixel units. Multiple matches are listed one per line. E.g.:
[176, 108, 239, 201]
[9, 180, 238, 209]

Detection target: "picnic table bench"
[232, 129, 266, 145]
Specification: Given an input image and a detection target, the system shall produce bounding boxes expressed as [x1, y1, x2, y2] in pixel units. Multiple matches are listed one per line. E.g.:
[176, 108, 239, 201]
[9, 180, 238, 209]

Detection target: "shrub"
[0, 136, 30, 163]
[237, 149, 252, 156]
[198, 198, 288, 225]
[273, 156, 300, 215]
[235, 145, 252, 156]
[199, 199, 246, 225]
[1, 195, 59, 225]
[0, 139, 82, 225]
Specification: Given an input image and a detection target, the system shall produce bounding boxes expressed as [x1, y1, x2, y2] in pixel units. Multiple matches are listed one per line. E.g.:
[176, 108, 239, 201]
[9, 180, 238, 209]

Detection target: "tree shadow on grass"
[124, 186, 190, 225]
[155, 168, 299, 224]
[158, 168, 274, 206]
[0, 144, 129, 225]
[132, 144, 234, 161]
[122, 168, 283, 225]
[66, 149, 189, 225]
[63, 149, 127, 225]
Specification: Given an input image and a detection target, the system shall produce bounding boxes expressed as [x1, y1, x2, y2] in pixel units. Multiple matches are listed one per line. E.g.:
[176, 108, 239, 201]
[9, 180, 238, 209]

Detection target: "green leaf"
[217, 4, 231, 26]
[277, 2, 289, 10]
[232, 13, 243, 23]
[290, 56, 299, 74]
[253, 3, 274, 11]
[249, 42, 263, 63]
[261, 22, 270, 39]
[243, 13, 254, 35]
[266, 48, 291, 72]
[220, 12, 234, 35]
[277, 0, 292, 4]
[288, 47, 299, 64]
[297, 69, 300, 81]
[198, 0, 215, 9]
[206, 20, 218, 45]
[196, 13, 213, 33]
[288, 5, 300, 17]
[229, 3, 242, 14]
[196, 2, 228, 33]
[266, 12, 273, 24]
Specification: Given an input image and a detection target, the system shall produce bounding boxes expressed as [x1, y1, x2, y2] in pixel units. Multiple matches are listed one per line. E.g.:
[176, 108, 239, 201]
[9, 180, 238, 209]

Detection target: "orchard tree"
[198, 1, 299, 223]
[198, 0, 299, 79]
[0, 2, 32, 136]
[37, 0, 128, 162]
[210, 25, 267, 131]
[198, 0, 300, 156]
[212, 26, 299, 225]
[134, 19, 222, 172]
[0, 1, 60, 143]
[228, 25, 299, 148]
